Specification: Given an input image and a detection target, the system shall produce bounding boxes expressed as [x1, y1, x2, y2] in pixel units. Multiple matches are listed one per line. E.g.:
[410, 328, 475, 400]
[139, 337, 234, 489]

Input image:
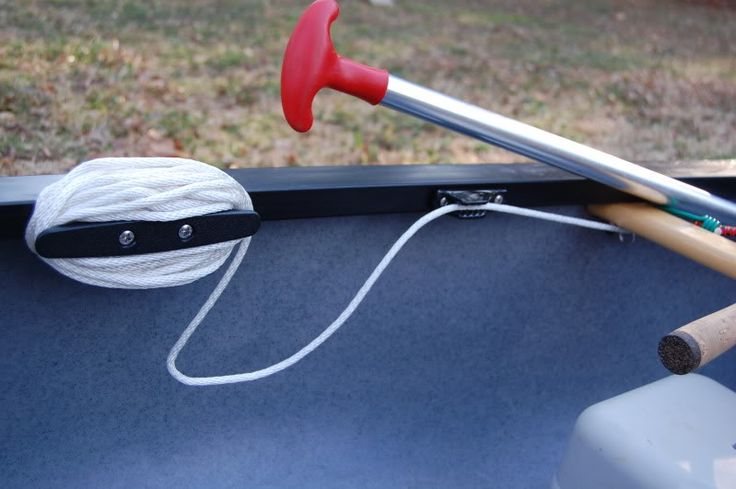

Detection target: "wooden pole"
[588, 203, 736, 279]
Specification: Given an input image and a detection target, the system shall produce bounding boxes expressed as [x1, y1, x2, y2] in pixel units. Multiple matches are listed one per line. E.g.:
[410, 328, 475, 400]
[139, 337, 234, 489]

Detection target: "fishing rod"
[280, 0, 736, 221]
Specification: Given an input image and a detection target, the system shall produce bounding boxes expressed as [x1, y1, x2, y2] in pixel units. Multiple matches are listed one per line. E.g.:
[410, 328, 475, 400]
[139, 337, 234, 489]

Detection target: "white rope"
[167, 202, 625, 386]
[25, 157, 625, 386]
[25, 157, 251, 289]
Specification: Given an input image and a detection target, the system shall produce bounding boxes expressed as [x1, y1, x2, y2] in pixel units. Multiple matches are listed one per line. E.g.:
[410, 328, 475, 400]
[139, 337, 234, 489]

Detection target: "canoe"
[1, 160, 735, 488]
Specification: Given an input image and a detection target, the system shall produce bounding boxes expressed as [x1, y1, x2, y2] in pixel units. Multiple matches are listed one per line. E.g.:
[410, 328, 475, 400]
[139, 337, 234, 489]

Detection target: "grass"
[0, 0, 735, 175]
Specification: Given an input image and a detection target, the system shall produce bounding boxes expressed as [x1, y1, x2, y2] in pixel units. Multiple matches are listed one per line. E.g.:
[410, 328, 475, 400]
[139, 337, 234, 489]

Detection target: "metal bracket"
[436, 189, 507, 219]
[34, 209, 261, 258]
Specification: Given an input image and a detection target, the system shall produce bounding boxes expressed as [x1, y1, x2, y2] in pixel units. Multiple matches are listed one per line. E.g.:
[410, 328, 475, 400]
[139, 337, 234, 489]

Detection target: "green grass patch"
[457, 10, 535, 27]
[207, 49, 248, 72]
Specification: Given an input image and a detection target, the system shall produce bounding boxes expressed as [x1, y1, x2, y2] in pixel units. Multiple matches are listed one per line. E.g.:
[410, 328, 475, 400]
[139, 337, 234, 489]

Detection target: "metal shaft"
[381, 76, 736, 219]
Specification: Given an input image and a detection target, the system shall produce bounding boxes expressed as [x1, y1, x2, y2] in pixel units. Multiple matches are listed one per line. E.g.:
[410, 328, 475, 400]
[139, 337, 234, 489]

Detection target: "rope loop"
[27, 158, 626, 386]
[166, 203, 625, 386]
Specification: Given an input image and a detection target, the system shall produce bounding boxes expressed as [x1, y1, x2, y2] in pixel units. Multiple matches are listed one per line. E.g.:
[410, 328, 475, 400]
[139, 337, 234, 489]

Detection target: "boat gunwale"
[1, 159, 735, 237]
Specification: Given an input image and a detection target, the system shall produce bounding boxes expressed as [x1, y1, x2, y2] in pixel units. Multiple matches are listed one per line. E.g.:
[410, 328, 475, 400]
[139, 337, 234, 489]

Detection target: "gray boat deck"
[2, 208, 735, 488]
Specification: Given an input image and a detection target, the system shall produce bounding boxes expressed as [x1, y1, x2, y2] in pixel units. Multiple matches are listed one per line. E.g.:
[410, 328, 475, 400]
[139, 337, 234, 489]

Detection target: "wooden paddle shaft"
[657, 303, 736, 374]
[588, 203, 736, 279]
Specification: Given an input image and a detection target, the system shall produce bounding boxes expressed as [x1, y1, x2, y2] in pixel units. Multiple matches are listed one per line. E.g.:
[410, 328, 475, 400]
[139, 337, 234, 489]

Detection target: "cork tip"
[658, 331, 701, 375]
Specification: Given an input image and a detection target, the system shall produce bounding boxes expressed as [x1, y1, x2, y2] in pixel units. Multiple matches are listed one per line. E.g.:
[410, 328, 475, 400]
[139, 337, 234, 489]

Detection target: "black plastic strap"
[34, 210, 260, 258]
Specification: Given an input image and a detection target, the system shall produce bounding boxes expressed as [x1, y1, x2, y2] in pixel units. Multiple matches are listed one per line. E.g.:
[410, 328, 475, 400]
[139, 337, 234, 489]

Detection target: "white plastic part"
[553, 374, 736, 489]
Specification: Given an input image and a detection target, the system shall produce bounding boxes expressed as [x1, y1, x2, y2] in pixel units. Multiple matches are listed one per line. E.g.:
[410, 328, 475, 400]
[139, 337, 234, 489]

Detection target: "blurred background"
[0, 0, 734, 176]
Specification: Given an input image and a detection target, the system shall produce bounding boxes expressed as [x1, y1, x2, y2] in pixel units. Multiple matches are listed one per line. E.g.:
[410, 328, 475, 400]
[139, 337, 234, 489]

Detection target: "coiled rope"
[25, 157, 251, 289]
[26, 157, 626, 386]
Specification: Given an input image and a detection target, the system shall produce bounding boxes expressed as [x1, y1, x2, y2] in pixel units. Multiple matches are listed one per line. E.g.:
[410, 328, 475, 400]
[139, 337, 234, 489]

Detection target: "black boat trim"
[33, 210, 261, 259]
[1, 160, 735, 238]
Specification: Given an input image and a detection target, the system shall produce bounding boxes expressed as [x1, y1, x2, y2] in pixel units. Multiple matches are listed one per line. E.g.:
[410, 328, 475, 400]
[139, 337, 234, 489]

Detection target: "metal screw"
[178, 224, 193, 241]
[493, 194, 504, 204]
[118, 230, 135, 247]
[439, 197, 448, 206]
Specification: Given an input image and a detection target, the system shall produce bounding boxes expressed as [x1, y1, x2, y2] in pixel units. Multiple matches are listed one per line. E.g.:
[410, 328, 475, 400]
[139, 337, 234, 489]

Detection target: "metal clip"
[436, 189, 507, 219]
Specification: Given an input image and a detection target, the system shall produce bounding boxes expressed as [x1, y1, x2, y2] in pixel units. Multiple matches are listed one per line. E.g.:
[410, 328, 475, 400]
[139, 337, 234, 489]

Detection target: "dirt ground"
[0, 0, 734, 175]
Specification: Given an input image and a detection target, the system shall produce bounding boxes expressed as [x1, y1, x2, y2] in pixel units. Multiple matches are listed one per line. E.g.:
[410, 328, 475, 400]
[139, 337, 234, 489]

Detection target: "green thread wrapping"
[661, 206, 721, 233]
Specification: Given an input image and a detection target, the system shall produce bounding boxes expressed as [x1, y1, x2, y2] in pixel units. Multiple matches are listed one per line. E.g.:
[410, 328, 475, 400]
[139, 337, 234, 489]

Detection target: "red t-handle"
[281, 0, 389, 132]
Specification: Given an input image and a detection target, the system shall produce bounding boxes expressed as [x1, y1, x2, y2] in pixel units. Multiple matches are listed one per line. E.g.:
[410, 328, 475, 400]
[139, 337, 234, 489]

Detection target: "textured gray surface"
[1, 209, 735, 488]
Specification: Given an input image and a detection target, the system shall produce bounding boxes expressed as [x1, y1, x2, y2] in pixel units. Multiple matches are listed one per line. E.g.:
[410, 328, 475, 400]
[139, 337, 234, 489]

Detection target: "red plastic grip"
[281, 0, 389, 132]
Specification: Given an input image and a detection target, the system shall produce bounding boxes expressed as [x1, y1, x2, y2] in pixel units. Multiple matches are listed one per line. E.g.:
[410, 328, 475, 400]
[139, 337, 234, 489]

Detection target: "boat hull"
[2, 203, 735, 488]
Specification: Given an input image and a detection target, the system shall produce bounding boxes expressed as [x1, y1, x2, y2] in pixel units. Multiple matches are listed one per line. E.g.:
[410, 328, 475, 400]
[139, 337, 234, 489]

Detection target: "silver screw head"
[493, 194, 504, 204]
[178, 224, 193, 241]
[439, 197, 448, 206]
[118, 230, 135, 247]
